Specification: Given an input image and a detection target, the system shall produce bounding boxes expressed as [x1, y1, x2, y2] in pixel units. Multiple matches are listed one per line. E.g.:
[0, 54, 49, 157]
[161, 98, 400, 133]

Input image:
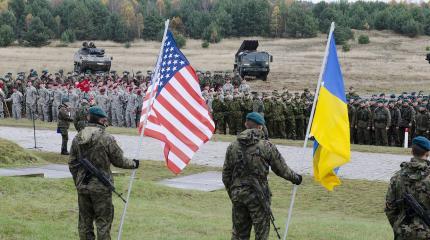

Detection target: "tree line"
[0, 0, 430, 47]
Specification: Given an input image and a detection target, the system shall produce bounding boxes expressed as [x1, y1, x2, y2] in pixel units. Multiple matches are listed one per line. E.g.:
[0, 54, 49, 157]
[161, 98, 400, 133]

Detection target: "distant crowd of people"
[0, 69, 428, 148]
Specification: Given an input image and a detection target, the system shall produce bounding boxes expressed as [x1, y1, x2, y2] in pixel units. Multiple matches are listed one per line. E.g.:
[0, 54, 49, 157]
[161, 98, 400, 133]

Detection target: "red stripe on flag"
[174, 71, 206, 106]
[163, 83, 215, 133]
[157, 93, 209, 142]
[152, 107, 199, 152]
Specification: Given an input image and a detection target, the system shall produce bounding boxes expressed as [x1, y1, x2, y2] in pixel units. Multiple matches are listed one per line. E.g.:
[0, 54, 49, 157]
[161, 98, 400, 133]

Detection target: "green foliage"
[203, 23, 221, 43]
[2, 0, 430, 44]
[334, 26, 354, 45]
[60, 29, 75, 43]
[284, 2, 318, 38]
[174, 33, 186, 49]
[401, 19, 422, 38]
[342, 43, 351, 52]
[0, 24, 15, 47]
[358, 34, 370, 44]
[22, 17, 51, 47]
[201, 41, 209, 48]
[142, 13, 164, 41]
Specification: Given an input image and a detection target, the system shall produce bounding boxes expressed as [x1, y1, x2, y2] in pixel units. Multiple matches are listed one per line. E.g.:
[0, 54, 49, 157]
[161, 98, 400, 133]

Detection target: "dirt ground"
[1, 30, 430, 94]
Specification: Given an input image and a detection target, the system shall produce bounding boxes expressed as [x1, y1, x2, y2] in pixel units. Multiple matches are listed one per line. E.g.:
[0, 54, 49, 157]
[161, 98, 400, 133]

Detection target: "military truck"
[73, 42, 112, 73]
[234, 40, 273, 81]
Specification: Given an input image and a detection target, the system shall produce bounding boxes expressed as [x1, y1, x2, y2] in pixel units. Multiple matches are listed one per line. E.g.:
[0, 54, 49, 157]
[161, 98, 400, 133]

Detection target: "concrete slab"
[159, 171, 224, 192]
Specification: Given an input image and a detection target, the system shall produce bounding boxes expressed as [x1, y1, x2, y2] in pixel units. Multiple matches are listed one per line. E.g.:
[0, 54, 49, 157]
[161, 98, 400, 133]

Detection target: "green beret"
[89, 106, 108, 118]
[246, 112, 265, 125]
[412, 136, 430, 151]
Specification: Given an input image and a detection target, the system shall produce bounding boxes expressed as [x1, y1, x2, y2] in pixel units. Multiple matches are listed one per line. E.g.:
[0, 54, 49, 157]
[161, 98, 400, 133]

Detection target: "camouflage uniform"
[0, 89, 5, 118]
[415, 109, 430, 138]
[272, 98, 286, 139]
[222, 129, 301, 240]
[125, 91, 138, 128]
[373, 106, 391, 146]
[292, 98, 305, 140]
[348, 103, 357, 144]
[68, 124, 137, 240]
[212, 95, 227, 134]
[25, 84, 38, 120]
[228, 95, 243, 135]
[263, 98, 273, 137]
[52, 88, 63, 121]
[283, 98, 296, 140]
[58, 103, 73, 154]
[385, 157, 430, 240]
[74, 102, 90, 132]
[389, 104, 402, 147]
[110, 90, 125, 127]
[356, 104, 372, 145]
[5, 90, 23, 120]
[399, 104, 416, 146]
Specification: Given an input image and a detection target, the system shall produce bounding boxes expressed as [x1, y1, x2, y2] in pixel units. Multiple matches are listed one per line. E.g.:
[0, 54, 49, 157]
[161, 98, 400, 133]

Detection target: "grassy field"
[0, 147, 392, 240]
[0, 118, 411, 155]
[1, 30, 430, 93]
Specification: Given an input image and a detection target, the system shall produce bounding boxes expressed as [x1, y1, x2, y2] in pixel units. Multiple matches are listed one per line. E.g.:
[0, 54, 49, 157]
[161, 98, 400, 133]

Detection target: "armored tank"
[73, 42, 112, 73]
[234, 40, 273, 81]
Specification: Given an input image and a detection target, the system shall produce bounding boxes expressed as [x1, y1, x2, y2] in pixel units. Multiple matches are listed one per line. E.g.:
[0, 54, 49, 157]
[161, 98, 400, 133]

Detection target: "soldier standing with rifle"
[222, 112, 302, 240]
[385, 136, 430, 239]
[68, 106, 139, 240]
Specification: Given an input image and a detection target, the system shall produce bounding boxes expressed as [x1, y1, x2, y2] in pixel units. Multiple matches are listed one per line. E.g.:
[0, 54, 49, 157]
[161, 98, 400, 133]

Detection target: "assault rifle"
[80, 157, 127, 203]
[252, 183, 282, 240]
[403, 192, 430, 227]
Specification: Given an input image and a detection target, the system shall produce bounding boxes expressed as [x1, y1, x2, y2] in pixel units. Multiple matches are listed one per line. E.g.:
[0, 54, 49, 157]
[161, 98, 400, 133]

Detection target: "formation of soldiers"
[0, 69, 428, 148]
[0, 69, 152, 128]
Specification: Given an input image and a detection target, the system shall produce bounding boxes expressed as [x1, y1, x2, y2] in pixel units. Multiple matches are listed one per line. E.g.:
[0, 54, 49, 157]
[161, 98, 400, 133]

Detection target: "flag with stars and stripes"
[138, 30, 215, 174]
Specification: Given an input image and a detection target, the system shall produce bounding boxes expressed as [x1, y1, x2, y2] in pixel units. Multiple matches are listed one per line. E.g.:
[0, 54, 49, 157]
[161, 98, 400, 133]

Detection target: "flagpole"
[282, 22, 335, 240]
[117, 19, 170, 240]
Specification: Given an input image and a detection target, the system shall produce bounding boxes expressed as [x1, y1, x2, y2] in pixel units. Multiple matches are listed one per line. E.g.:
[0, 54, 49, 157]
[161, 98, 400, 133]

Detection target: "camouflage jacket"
[57, 104, 73, 130]
[373, 106, 391, 128]
[222, 129, 299, 199]
[68, 123, 136, 193]
[385, 158, 430, 239]
[415, 111, 430, 132]
[74, 104, 89, 132]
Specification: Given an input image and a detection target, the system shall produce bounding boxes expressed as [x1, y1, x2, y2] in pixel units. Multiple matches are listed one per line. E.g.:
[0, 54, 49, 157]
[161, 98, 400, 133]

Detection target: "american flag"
[138, 31, 215, 174]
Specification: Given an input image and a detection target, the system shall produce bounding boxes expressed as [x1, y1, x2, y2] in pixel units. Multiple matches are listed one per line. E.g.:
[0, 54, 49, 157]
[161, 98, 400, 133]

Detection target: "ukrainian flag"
[310, 32, 350, 191]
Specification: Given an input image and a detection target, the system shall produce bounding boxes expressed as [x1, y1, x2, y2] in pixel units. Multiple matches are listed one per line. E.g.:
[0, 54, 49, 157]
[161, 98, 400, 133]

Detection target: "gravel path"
[0, 126, 407, 182]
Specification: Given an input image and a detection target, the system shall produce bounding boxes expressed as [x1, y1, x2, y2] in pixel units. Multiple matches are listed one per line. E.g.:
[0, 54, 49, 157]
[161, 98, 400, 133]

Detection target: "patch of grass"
[0, 138, 41, 167]
[0, 151, 392, 239]
[0, 119, 411, 155]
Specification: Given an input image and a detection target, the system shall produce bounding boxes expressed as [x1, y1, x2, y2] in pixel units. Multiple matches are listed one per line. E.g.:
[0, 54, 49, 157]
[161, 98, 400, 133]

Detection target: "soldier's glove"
[292, 174, 302, 185]
[133, 159, 140, 169]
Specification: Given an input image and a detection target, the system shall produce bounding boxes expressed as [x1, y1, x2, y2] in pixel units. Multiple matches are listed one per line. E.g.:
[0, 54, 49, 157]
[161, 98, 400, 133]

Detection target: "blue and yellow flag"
[310, 32, 350, 191]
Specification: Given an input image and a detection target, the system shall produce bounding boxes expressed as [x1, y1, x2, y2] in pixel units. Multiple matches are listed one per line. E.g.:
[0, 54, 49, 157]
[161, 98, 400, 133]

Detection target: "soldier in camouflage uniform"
[222, 112, 302, 240]
[125, 88, 138, 128]
[272, 96, 287, 139]
[263, 93, 273, 137]
[292, 94, 305, 140]
[110, 87, 125, 127]
[241, 92, 254, 127]
[52, 84, 63, 121]
[74, 99, 90, 132]
[372, 100, 391, 146]
[348, 99, 357, 144]
[0, 88, 5, 118]
[68, 106, 139, 240]
[212, 92, 227, 134]
[385, 136, 430, 240]
[228, 93, 243, 135]
[388, 100, 402, 147]
[5, 88, 23, 120]
[399, 101, 416, 146]
[58, 97, 73, 155]
[283, 95, 296, 140]
[415, 105, 430, 138]
[356, 100, 372, 145]
[25, 81, 38, 120]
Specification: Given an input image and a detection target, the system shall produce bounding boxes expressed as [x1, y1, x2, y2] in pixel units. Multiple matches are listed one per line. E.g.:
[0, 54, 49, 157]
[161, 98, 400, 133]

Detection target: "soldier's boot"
[61, 133, 69, 155]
